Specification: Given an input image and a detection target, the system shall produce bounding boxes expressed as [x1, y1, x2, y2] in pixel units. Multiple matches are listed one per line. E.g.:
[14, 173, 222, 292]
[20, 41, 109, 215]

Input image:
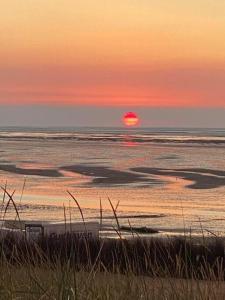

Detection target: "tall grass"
[0, 187, 225, 299]
[1, 233, 225, 279]
[0, 235, 225, 299]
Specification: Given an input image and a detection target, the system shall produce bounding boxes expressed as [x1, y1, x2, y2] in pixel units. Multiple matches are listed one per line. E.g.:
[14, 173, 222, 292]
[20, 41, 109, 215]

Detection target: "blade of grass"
[67, 190, 87, 232]
[1, 188, 16, 222]
[99, 197, 103, 231]
[108, 197, 122, 239]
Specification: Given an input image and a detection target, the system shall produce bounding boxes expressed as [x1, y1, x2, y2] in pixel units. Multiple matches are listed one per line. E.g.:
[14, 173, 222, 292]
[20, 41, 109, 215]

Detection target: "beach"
[0, 127, 225, 238]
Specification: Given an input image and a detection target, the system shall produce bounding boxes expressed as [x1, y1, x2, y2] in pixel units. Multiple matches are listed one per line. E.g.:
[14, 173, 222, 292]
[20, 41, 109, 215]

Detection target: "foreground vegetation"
[0, 234, 225, 299]
[1, 188, 225, 299]
[1, 264, 225, 299]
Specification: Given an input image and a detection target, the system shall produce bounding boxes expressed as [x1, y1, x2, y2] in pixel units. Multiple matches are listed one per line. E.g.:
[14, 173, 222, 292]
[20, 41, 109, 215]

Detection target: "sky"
[0, 0, 225, 127]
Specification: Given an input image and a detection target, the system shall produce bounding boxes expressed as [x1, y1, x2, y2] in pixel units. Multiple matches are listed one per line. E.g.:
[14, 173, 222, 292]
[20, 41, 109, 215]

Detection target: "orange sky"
[0, 0, 225, 107]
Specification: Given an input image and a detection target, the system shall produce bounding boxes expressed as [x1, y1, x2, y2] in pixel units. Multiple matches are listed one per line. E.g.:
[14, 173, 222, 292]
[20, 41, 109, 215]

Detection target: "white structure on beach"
[0, 220, 99, 241]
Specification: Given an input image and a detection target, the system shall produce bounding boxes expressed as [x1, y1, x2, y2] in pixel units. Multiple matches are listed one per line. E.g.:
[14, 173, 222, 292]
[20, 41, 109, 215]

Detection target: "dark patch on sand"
[98, 214, 166, 220]
[178, 168, 225, 177]
[61, 165, 161, 185]
[0, 164, 62, 177]
[131, 167, 225, 189]
[119, 226, 158, 234]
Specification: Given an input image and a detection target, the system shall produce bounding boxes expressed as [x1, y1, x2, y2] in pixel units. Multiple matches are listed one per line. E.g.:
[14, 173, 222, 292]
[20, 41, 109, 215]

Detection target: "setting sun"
[123, 112, 139, 127]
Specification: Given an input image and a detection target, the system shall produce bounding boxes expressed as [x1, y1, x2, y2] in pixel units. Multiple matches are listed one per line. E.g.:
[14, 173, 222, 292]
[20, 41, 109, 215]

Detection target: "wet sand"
[61, 165, 225, 189]
[1, 162, 225, 190]
[0, 164, 62, 177]
[178, 168, 225, 177]
[131, 167, 225, 189]
[60, 164, 161, 185]
[1, 135, 225, 145]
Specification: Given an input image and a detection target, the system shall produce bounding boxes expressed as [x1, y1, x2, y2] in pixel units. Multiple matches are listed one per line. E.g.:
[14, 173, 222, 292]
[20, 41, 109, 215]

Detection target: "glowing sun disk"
[123, 112, 139, 126]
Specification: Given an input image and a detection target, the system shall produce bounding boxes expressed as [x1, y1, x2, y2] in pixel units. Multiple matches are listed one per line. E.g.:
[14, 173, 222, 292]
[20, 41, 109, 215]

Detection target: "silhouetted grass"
[0, 233, 225, 281]
[1, 187, 225, 299]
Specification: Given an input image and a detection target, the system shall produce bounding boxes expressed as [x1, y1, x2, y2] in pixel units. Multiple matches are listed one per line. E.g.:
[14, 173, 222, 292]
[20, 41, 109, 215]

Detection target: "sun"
[123, 112, 139, 127]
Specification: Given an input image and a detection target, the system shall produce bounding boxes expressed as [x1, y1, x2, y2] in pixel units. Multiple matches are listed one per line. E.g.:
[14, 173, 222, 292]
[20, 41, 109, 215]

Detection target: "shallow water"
[1, 127, 225, 238]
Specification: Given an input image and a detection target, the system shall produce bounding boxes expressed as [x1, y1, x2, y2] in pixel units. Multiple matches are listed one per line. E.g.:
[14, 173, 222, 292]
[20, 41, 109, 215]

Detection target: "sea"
[0, 126, 225, 238]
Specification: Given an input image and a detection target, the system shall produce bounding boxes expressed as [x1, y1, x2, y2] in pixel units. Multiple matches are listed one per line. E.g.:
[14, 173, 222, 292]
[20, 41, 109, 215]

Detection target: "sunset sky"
[0, 0, 225, 126]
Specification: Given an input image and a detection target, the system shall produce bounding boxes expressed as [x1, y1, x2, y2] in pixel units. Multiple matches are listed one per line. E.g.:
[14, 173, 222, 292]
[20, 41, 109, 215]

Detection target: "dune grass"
[0, 233, 225, 299]
[1, 264, 225, 299]
[1, 187, 225, 299]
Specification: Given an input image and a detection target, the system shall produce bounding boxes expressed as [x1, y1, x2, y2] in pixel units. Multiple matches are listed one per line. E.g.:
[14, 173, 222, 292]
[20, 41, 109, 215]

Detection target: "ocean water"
[0, 127, 225, 238]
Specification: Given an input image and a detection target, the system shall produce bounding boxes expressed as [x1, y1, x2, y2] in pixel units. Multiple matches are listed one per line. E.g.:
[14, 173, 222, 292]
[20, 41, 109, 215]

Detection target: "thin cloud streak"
[0, 66, 225, 107]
